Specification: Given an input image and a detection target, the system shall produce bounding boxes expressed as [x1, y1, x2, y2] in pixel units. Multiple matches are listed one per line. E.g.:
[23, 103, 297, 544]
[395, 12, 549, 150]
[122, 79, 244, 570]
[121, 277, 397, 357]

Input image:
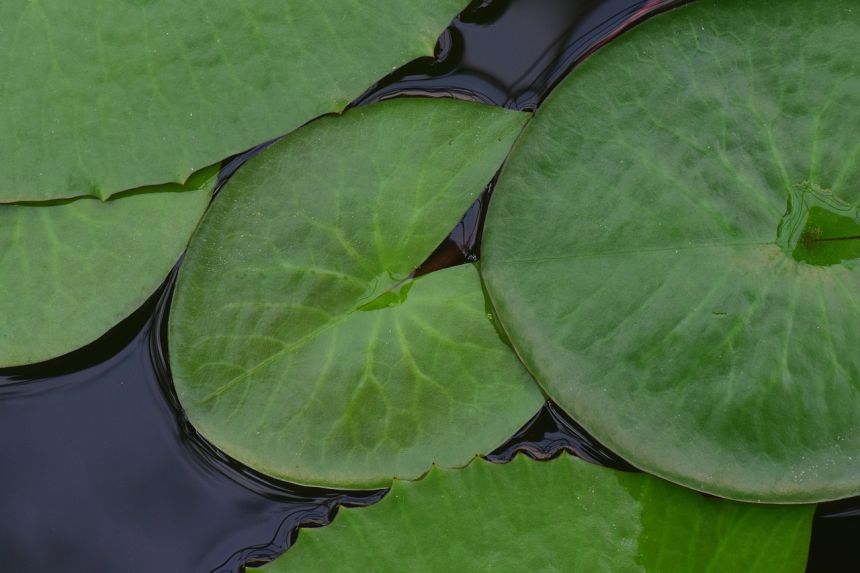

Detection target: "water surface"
[1, 1, 854, 571]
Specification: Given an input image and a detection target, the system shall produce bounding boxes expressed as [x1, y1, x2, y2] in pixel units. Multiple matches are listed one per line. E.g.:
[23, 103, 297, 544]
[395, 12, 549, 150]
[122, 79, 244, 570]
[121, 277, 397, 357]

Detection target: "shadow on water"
[2, 0, 855, 571]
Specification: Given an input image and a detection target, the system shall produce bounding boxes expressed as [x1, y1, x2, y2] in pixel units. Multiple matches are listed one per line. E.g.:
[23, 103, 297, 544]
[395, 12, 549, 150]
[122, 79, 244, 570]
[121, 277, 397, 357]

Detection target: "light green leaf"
[0, 168, 215, 367]
[482, 0, 860, 502]
[169, 98, 540, 489]
[257, 455, 814, 572]
[0, 0, 465, 202]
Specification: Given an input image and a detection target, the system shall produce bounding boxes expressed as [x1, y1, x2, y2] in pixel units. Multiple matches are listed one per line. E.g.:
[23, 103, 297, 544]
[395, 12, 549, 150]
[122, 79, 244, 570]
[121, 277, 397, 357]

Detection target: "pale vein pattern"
[170, 98, 542, 488]
[0, 171, 213, 366]
[0, 0, 466, 201]
[482, 0, 860, 502]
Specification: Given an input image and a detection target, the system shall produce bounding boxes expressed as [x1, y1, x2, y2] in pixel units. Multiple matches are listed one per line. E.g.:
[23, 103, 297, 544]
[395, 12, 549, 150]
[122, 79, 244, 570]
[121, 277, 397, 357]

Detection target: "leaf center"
[776, 181, 860, 266]
[358, 279, 414, 312]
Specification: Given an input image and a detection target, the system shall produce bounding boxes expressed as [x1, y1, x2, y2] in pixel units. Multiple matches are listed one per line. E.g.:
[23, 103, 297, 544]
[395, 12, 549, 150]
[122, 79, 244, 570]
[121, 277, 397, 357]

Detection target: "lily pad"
[0, 0, 465, 202]
[257, 455, 814, 572]
[482, 0, 860, 502]
[169, 98, 541, 488]
[0, 168, 215, 367]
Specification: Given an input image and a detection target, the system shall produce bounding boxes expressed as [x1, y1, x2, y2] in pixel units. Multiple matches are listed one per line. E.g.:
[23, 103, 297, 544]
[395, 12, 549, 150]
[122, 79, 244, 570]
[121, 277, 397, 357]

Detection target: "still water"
[0, 1, 853, 571]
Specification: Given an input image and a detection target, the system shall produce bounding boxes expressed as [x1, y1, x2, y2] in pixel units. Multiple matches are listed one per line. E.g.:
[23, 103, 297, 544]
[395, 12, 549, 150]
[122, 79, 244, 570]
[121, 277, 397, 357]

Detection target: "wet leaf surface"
[0, 168, 215, 366]
[482, 0, 860, 502]
[258, 455, 814, 572]
[170, 99, 542, 489]
[0, 0, 465, 201]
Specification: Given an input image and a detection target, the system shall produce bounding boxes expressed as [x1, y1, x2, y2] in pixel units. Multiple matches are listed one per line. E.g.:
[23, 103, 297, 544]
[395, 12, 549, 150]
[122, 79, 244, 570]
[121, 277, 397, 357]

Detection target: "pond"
[0, 0, 856, 571]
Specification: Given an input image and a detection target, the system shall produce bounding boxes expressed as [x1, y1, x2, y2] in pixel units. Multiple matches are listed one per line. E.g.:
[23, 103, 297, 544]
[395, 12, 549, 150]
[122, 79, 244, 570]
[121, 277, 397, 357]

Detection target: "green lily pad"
[0, 168, 215, 367]
[256, 455, 814, 572]
[169, 98, 541, 488]
[0, 0, 465, 202]
[482, 0, 860, 502]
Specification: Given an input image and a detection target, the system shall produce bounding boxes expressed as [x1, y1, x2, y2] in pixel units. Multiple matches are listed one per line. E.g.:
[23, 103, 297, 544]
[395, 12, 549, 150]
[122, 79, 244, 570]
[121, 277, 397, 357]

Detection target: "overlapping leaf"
[169, 98, 542, 488]
[0, 0, 466, 202]
[0, 168, 215, 367]
[258, 455, 813, 572]
[482, 0, 860, 501]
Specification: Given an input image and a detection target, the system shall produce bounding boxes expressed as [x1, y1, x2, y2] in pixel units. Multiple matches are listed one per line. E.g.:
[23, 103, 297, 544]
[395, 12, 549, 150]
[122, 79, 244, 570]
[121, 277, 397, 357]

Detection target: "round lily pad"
[482, 0, 860, 502]
[0, 168, 215, 367]
[257, 456, 813, 572]
[0, 0, 465, 202]
[169, 99, 542, 489]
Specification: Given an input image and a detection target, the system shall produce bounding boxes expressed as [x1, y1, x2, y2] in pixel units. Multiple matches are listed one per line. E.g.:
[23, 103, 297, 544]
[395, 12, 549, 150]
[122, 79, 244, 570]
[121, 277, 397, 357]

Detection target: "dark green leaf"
[258, 456, 814, 572]
[0, 0, 465, 201]
[0, 168, 215, 366]
[169, 99, 541, 488]
[482, 0, 860, 501]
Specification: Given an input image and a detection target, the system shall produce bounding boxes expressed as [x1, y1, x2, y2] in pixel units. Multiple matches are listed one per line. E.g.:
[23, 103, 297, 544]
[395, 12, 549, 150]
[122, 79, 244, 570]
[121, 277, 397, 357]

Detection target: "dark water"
[0, 274, 383, 572]
[486, 401, 637, 470]
[1, 0, 856, 571]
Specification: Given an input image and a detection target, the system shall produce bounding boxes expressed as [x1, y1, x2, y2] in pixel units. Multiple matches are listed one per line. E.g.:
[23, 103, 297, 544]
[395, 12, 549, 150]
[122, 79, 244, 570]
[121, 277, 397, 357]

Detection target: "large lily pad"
[482, 0, 860, 502]
[0, 0, 465, 202]
[0, 169, 215, 367]
[257, 455, 814, 572]
[169, 99, 541, 488]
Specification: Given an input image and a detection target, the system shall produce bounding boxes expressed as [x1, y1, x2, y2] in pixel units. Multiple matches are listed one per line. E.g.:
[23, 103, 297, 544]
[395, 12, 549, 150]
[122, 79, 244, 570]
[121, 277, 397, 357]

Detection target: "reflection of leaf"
[482, 0, 860, 502]
[0, 168, 216, 367]
[257, 455, 814, 572]
[169, 99, 540, 488]
[0, 0, 466, 202]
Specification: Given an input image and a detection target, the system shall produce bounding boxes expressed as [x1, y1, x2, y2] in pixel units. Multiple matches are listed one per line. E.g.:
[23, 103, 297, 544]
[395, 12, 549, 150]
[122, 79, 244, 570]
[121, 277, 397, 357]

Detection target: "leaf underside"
[258, 455, 813, 572]
[482, 0, 860, 502]
[169, 98, 542, 488]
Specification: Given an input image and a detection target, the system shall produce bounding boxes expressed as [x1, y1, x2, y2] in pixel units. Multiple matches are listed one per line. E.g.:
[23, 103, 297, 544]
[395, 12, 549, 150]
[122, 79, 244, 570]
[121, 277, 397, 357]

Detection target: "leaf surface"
[169, 99, 541, 488]
[482, 0, 860, 502]
[0, 169, 215, 367]
[258, 456, 814, 572]
[0, 0, 464, 201]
